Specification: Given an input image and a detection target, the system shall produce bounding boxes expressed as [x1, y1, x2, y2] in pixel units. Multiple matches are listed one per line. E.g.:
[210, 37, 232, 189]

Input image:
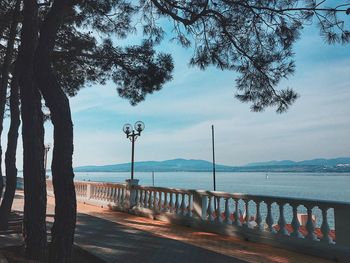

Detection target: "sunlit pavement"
[1, 191, 332, 263]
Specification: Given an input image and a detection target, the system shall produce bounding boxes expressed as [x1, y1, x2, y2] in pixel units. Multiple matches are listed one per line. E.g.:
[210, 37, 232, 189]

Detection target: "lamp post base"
[125, 179, 139, 208]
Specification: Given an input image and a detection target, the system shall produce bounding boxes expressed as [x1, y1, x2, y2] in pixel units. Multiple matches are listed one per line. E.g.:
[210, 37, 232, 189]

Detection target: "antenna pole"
[212, 125, 216, 191]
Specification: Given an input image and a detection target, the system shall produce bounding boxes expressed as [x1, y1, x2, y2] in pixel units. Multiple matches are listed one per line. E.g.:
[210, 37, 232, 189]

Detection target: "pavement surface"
[0, 192, 333, 263]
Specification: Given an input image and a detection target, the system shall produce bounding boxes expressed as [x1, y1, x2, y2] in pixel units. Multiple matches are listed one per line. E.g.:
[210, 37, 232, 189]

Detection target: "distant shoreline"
[72, 170, 350, 174]
[73, 157, 350, 173]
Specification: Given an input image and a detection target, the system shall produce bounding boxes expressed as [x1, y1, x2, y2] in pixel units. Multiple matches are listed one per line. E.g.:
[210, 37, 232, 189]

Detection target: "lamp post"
[44, 143, 51, 178]
[123, 121, 145, 180]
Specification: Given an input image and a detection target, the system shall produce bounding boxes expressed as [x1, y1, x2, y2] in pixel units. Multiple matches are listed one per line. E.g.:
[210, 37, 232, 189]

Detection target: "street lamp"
[123, 121, 145, 180]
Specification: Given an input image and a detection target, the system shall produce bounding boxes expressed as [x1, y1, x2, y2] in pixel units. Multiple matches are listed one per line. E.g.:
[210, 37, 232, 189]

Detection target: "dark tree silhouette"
[0, 62, 20, 229]
[0, 0, 20, 202]
[17, 0, 47, 260]
[0, 0, 21, 229]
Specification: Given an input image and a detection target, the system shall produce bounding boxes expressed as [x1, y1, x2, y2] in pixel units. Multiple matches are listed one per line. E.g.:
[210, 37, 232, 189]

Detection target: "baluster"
[94, 185, 98, 199]
[153, 191, 158, 210]
[137, 189, 142, 207]
[175, 193, 180, 214]
[116, 188, 121, 205]
[158, 192, 163, 211]
[277, 202, 289, 235]
[113, 188, 117, 202]
[94, 186, 98, 199]
[90, 185, 94, 199]
[96, 186, 100, 199]
[100, 186, 104, 200]
[233, 198, 242, 226]
[181, 193, 186, 216]
[290, 204, 303, 238]
[207, 196, 214, 221]
[163, 192, 169, 212]
[121, 188, 125, 205]
[187, 194, 193, 217]
[138, 189, 142, 207]
[105, 187, 109, 201]
[99, 186, 103, 199]
[255, 201, 263, 231]
[143, 190, 147, 207]
[134, 188, 139, 207]
[100, 186, 105, 200]
[224, 198, 232, 224]
[105, 187, 109, 200]
[305, 206, 318, 241]
[142, 189, 147, 207]
[111, 188, 115, 202]
[215, 197, 223, 223]
[94, 186, 97, 199]
[116, 187, 120, 202]
[266, 202, 276, 234]
[143, 190, 147, 208]
[148, 190, 152, 208]
[108, 187, 112, 201]
[154, 191, 159, 210]
[320, 207, 333, 243]
[169, 193, 174, 213]
[243, 200, 250, 228]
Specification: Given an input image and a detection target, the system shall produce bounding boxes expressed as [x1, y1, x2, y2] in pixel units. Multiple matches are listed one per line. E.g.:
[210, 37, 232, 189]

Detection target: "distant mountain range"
[74, 157, 350, 173]
[246, 157, 350, 167]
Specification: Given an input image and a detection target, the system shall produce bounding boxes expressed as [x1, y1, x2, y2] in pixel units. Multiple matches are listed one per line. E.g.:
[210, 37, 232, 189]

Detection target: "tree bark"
[18, 0, 47, 260]
[0, 62, 20, 229]
[34, 0, 76, 261]
[0, 0, 21, 202]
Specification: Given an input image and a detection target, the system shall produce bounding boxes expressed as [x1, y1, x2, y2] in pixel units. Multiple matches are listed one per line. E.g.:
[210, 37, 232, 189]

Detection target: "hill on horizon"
[246, 157, 350, 167]
[74, 158, 235, 172]
[74, 157, 350, 173]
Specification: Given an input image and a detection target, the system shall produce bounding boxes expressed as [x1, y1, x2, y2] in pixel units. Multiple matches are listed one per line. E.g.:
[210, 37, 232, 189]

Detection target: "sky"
[2, 19, 350, 168]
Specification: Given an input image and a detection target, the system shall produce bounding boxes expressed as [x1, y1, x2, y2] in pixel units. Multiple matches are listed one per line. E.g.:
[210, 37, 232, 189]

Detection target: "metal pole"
[131, 132, 135, 180]
[212, 125, 216, 191]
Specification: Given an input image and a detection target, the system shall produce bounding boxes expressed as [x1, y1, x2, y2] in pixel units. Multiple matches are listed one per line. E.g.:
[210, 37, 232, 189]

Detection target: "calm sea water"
[74, 172, 350, 203]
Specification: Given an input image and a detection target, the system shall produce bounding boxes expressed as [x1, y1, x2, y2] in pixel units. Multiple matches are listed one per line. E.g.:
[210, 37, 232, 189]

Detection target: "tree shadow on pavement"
[75, 213, 248, 263]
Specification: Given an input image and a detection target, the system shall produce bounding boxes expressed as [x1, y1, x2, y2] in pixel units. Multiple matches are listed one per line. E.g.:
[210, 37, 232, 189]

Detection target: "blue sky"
[3, 22, 350, 168]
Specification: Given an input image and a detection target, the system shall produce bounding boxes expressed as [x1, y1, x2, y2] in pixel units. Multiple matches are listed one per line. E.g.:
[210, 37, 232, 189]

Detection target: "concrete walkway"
[1, 192, 333, 263]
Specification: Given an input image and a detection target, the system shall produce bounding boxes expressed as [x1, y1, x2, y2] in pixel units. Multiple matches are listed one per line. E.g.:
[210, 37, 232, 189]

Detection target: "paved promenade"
[1, 192, 333, 263]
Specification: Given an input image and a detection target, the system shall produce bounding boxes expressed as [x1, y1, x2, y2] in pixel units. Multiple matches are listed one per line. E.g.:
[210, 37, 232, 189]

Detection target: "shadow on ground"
[75, 213, 247, 263]
[0, 212, 23, 248]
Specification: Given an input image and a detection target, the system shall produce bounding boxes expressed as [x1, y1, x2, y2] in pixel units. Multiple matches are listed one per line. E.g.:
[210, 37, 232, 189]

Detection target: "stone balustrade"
[46, 180, 350, 262]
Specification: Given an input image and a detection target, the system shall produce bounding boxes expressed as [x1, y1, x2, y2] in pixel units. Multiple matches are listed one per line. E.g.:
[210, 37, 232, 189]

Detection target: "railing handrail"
[73, 180, 126, 187]
[49, 179, 350, 208]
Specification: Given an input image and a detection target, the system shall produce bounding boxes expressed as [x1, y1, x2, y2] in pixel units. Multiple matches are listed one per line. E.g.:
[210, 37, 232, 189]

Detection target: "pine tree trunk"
[18, 0, 47, 260]
[34, 0, 76, 261]
[0, 0, 21, 202]
[0, 62, 20, 229]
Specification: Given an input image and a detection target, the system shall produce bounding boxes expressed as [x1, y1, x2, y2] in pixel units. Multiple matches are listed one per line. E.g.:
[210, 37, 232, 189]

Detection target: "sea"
[74, 171, 350, 203]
